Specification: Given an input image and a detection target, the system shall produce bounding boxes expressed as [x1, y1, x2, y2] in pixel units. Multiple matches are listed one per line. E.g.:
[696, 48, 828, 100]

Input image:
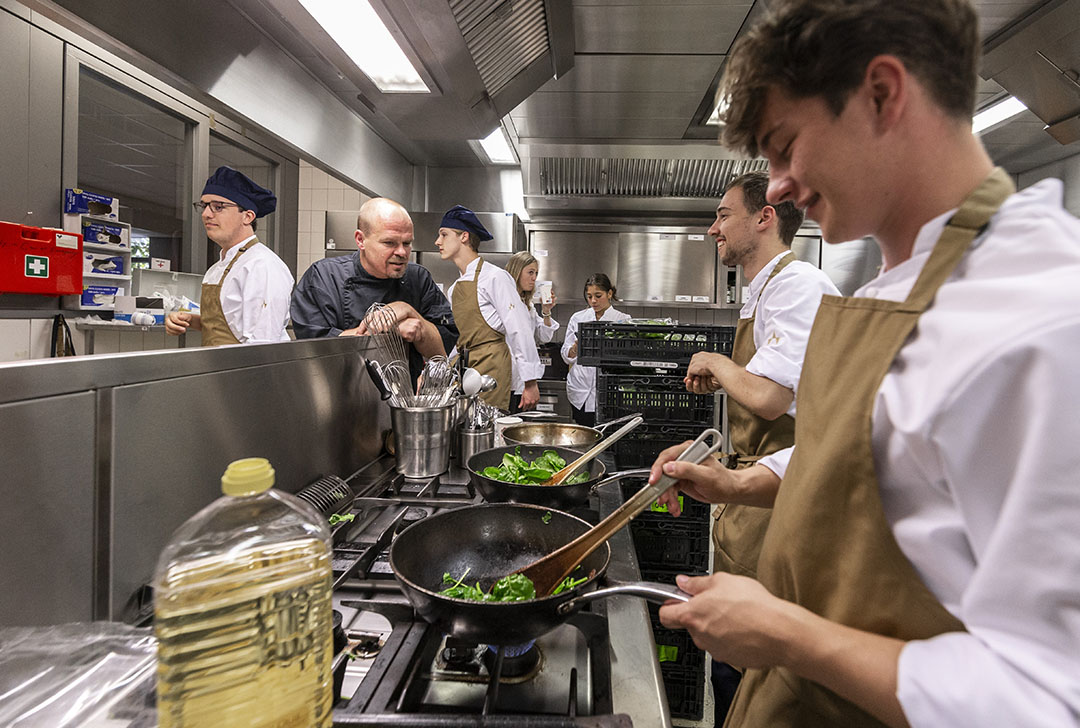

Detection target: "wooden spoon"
[541, 416, 644, 485]
[519, 428, 723, 597]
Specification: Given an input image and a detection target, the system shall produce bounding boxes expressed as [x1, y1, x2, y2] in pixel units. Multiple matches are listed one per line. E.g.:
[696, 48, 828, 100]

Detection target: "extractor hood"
[982, 0, 1080, 145]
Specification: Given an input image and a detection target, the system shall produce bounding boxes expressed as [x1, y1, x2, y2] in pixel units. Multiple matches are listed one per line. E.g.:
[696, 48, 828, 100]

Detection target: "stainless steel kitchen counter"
[597, 482, 673, 728]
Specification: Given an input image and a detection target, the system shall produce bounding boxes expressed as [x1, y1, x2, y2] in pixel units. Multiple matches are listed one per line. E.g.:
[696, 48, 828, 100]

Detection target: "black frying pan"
[466, 444, 649, 509]
[389, 503, 687, 645]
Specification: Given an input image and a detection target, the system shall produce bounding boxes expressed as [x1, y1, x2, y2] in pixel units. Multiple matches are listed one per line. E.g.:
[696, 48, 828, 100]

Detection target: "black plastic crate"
[612, 423, 709, 470]
[597, 370, 714, 425]
[659, 662, 707, 721]
[577, 321, 735, 367]
[619, 480, 713, 523]
[649, 605, 707, 671]
[631, 519, 711, 573]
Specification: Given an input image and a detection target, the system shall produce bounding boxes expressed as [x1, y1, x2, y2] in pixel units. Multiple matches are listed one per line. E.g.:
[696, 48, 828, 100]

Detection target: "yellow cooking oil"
[153, 458, 334, 728]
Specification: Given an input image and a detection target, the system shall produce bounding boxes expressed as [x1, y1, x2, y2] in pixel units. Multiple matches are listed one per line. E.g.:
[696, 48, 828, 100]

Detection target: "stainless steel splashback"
[617, 232, 715, 303]
[529, 230, 621, 306]
[0, 337, 389, 625]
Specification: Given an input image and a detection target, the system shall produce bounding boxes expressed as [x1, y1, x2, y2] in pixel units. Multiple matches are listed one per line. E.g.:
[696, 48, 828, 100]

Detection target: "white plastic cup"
[495, 415, 523, 447]
[538, 281, 553, 305]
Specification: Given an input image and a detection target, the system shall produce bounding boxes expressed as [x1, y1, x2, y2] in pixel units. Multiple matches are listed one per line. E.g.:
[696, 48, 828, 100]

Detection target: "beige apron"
[714, 252, 797, 578]
[726, 168, 1014, 727]
[200, 238, 258, 346]
[451, 258, 513, 409]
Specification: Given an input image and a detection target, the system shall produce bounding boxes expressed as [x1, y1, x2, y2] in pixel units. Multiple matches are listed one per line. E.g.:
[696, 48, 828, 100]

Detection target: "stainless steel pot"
[390, 402, 456, 477]
[501, 412, 642, 448]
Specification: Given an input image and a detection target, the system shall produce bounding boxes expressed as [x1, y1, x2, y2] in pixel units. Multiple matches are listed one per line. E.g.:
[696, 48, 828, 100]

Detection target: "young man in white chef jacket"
[650, 1, 1080, 727]
[680, 171, 838, 721]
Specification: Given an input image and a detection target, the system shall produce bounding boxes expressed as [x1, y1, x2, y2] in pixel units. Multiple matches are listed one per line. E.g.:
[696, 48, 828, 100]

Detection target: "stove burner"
[402, 506, 429, 524]
[441, 636, 482, 674]
[483, 640, 542, 679]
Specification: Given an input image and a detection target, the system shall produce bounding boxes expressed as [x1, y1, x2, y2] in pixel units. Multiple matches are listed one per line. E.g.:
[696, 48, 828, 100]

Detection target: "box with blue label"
[84, 252, 125, 276]
[80, 284, 124, 308]
[65, 189, 119, 219]
[114, 296, 165, 324]
[81, 221, 128, 248]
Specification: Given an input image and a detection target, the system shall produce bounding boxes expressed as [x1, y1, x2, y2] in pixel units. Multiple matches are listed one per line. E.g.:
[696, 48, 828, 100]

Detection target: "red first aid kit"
[0, 221, 83, 295]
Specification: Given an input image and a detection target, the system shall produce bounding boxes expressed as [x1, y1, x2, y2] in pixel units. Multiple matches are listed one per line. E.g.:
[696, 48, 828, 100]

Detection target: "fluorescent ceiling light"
[297, 0, 428, 93]
[972, 96, 1027, 134]
[478, 127, 517, 165]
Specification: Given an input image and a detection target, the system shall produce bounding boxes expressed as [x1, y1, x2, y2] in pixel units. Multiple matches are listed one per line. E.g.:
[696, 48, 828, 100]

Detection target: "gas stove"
[325, 456, 671, 728]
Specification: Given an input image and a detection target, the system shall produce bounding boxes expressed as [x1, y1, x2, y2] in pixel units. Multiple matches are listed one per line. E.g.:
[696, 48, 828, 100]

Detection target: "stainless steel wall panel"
[573, 4, 750, 55]
[0, 10, 30, 226]
[617, 232, 715, 303]
[529, 230, 620, 305]
[821, 238, 882, 296]
[0, 392, 96, 626]
[107, 347, 384, 619]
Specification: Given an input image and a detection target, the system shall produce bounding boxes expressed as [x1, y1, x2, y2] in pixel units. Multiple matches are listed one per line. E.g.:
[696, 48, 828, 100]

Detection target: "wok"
[389, 503, 687, 645]
[466, 444, 648, 509]
[501, 412, 642, 448]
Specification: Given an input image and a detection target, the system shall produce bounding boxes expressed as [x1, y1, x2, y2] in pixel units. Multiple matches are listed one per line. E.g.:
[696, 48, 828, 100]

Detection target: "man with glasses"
[165, 166, 293, 345]
[290, 197, 457, 384]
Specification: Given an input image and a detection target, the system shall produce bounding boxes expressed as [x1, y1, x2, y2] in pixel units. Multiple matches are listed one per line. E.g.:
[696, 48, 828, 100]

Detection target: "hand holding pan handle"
[556, 579, 690, 615]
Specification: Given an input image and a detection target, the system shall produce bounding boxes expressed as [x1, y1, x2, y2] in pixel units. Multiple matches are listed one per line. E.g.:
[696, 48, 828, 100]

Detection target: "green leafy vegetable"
[437, 567, 591, 602]
[329, 513, 355, 525]
[541, 511, 553, 524]
[480, 447, 590, 485]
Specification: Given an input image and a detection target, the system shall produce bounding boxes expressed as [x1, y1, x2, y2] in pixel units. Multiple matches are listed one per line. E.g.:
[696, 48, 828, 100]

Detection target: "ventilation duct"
[537, 157, 768, 198]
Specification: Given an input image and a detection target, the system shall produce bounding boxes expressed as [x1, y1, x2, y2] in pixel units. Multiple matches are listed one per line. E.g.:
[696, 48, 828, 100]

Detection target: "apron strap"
[216, 238, 259, 285]
[903, 168, 1015, 312]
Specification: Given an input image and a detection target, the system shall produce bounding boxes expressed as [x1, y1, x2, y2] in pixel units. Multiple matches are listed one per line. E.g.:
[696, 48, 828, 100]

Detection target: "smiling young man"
[682, 171, 838, 722]
[165, 167, 293, 345]
[650, 1, 1080, 727]
[290, 197, 457, 383]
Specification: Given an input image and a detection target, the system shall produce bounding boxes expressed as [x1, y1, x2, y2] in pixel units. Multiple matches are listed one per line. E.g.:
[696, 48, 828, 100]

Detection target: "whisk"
[416, 355, 456, 406]
[364, 302, 413, 402]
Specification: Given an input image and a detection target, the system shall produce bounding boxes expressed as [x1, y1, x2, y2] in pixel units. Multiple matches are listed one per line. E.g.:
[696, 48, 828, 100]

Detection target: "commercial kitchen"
[2, 0, 1079, 726]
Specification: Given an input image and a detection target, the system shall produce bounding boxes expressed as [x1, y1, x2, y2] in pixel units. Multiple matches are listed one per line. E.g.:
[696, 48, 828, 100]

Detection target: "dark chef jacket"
[291, 253, 458, 383]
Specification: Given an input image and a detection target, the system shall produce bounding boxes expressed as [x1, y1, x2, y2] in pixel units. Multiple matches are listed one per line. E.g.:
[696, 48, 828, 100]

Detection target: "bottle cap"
[221, 457, 275, 496]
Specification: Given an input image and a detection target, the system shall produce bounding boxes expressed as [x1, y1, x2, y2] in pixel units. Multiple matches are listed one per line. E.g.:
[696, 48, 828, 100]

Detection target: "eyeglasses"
[193, 201, 241, 214]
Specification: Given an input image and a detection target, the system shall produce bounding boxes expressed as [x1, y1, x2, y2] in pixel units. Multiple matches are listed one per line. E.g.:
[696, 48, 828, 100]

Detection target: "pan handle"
[587, 468, 652, 494]
[594, 412, 644, 434]
[556, 580, 691, 614]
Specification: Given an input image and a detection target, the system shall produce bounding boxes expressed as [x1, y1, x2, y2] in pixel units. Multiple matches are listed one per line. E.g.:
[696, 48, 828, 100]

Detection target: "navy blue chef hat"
[440, 205, 493, 242]
[202, 166, 277, 218]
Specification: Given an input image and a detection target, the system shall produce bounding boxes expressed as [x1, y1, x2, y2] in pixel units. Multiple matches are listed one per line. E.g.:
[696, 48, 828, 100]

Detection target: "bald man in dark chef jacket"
[165, 166, 293, 345]
[291, 197, 457, 384]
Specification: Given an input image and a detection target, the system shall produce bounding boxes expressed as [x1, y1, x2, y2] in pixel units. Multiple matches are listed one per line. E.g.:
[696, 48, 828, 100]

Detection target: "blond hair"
[506, 251, 538, 306]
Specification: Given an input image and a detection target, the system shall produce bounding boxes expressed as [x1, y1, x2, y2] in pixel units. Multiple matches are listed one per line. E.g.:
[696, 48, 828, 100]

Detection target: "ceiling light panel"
[297, 0, 429, 93]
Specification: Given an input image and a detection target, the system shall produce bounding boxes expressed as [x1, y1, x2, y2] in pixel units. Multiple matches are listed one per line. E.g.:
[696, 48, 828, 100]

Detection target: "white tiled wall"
[296, 160, 370, 279]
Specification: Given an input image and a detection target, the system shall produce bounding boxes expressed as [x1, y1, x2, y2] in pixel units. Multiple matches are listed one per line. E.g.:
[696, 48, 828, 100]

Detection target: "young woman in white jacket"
[506, 252, 560, 413]
[560, 273, 630, 426]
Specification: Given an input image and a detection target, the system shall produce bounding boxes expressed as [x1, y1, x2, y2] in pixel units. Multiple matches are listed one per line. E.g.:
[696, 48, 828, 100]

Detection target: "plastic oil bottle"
[153, 458, 334, 727]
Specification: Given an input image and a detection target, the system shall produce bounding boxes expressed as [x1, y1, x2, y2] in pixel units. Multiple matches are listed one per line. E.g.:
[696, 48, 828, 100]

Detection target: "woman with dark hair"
[560, 273, 631, 426]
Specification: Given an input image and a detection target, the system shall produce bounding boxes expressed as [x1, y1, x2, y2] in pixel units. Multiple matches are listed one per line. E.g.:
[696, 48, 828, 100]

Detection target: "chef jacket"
[290, 253, 458, 382]
[740, 251, 839, 417]
[509, 305, 560, 394]
[560, 306, 631, 412]
[758, 179, 1080, 726]
[447, 258, 545, 391]
[202, 235, 293, 343]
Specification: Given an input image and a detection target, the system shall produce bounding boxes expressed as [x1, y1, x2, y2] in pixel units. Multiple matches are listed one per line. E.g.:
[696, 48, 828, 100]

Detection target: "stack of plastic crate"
[579, 320, 734, 722]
